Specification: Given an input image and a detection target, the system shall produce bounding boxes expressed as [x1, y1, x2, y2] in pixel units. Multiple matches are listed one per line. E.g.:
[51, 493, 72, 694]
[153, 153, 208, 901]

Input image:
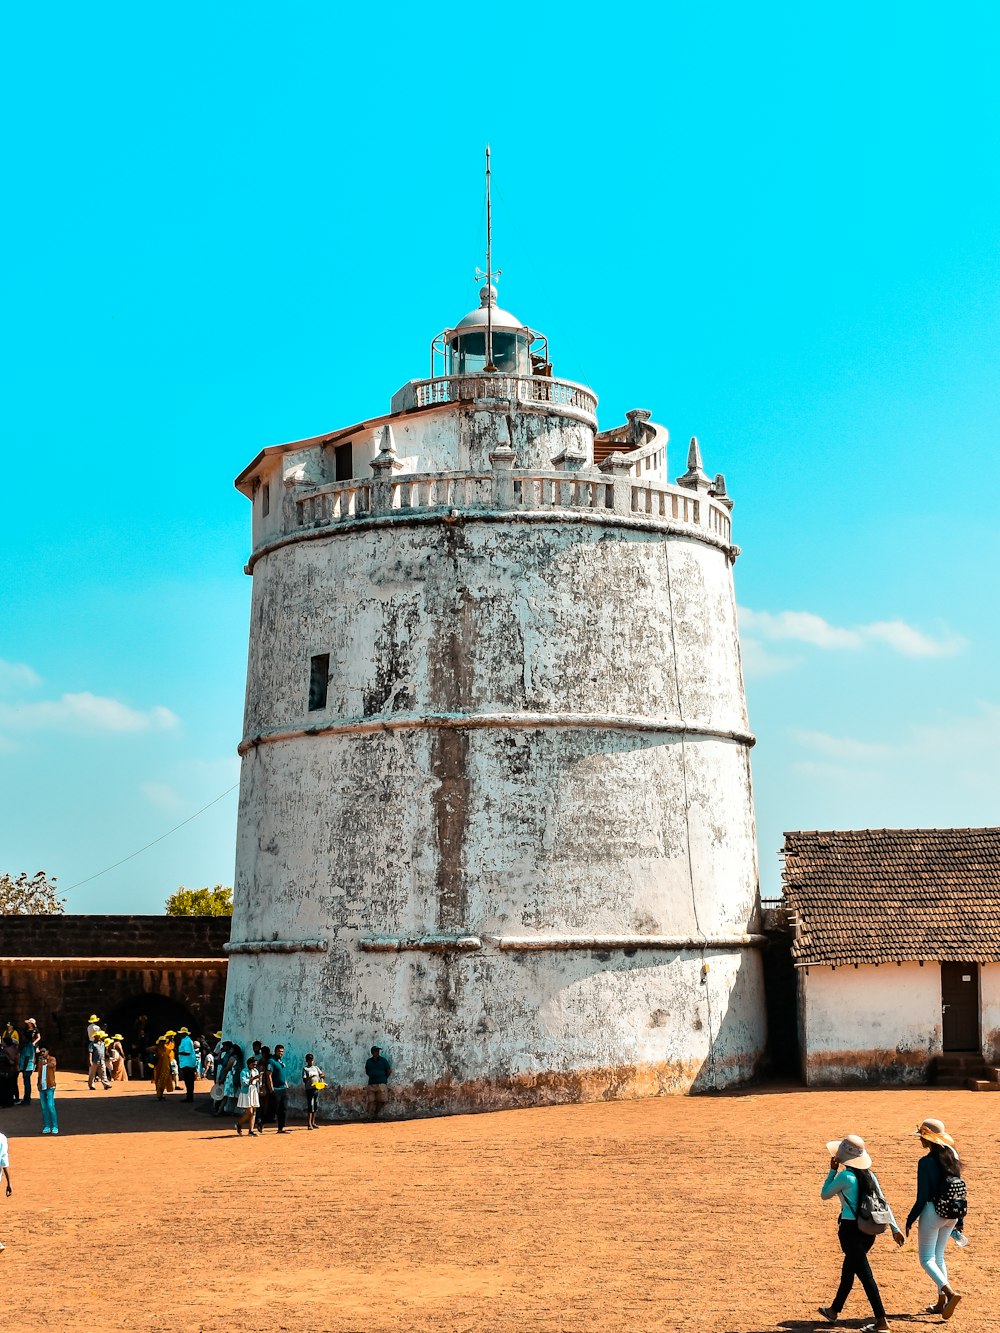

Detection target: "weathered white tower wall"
[225, 307, 766, 1116]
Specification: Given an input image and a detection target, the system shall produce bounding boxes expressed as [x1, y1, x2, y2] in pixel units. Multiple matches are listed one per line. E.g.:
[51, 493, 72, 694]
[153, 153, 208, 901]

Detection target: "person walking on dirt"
[818, 1133, 903, 1332]
[0, 1130, 12, 1251]
[905, 1118, 965, 1321]
[364, 1046, 391, 1120]
[36, 1046, 58, 1135]
[176, 1028, 197, 1102]
[269, 1044, 289, 1133]
[87, 1031, 111, 1090]
[303, 1053, 324, 1130]
[17, 1020, 39, 1105]
[235, 1056, 261, 1136]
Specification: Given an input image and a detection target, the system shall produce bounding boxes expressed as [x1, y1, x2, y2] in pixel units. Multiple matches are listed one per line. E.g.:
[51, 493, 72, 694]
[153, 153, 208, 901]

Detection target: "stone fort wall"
[0, 915, 231, 1069]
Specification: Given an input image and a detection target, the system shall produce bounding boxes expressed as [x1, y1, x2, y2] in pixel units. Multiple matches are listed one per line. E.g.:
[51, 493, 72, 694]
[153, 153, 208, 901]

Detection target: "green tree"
[0, 871, 66, 914]
[165, 884, 233, 916]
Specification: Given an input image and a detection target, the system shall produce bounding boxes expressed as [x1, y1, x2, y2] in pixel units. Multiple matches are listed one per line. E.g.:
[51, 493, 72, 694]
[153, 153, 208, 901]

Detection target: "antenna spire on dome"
[474, 144, 502, 370]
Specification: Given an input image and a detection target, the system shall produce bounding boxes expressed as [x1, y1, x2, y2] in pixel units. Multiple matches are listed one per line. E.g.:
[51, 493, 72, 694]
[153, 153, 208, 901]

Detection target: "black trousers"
[273, 1089, 287, 1131]
[831, 1219, 886, 1321]
[180, 1066, 196, 1101]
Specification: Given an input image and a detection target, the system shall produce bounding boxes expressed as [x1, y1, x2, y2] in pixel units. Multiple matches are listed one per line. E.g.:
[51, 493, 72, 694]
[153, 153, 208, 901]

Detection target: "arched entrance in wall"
[102, 994, 205, 1070]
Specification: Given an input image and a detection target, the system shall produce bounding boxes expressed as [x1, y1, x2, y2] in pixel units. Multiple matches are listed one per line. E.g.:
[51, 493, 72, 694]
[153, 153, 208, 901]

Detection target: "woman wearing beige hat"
[819, 1133, 904, 1332]
[905, 1119, 965, 1320]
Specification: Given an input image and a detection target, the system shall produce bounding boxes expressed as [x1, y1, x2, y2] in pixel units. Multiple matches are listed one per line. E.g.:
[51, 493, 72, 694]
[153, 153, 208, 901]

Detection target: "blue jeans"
[918, 1202, 954, 1291]
[39, 1087, 57, 1132]
[19, 1066, 34, 1102]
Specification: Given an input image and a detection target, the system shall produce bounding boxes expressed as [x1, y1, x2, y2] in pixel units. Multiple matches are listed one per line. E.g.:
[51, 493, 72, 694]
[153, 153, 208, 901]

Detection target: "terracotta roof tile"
[781, 827, 1000, 966]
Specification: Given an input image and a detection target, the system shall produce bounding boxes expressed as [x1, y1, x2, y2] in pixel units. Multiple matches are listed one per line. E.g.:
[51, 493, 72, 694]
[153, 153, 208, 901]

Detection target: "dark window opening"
[335, 443, 353, 481]
[308, 654, 330, 711]
[261, 482, 270, 516]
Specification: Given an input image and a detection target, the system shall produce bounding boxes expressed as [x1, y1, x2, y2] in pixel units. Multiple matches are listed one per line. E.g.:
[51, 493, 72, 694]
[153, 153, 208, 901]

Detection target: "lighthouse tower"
[225, 176, 766, 1114]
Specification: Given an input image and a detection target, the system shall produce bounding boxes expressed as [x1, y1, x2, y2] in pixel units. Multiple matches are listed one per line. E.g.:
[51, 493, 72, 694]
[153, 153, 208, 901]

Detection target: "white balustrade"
[288, 471, 731, 545]
[411, 374, 598, 419]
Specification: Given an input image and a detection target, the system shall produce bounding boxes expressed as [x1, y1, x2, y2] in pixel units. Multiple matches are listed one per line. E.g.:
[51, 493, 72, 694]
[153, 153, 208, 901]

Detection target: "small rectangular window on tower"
[308, 654, 330, 712]
[261, 482, 270, 516]
[335, 442, 353, 481]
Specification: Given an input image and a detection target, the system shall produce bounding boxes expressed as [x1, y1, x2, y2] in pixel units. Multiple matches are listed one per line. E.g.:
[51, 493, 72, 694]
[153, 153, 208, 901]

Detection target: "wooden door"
[941, 962, 980, 1052]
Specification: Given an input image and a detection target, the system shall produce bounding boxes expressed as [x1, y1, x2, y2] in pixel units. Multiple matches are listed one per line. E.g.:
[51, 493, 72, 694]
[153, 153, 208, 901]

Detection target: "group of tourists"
[207, 1039, 391, 1133]
[150, 1027, 215, 1101]
[85, 1017, 130, 1089]
[0, 1019, 41, 1109]
[819, 1116, 968, 1330]
[0, 1019, 58, 1135]
[209, 1038, 305, 1134]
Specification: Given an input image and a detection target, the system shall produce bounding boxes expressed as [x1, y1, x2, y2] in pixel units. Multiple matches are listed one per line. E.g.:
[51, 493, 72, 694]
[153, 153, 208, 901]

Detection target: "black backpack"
[934, 1175, 968, 1220]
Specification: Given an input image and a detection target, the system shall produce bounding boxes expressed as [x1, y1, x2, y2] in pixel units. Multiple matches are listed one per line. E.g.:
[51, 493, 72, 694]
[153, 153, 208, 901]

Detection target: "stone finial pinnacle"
[676, 435, 712, 492]
[709, 472, 734, 511]
[374, 423, 397, 461]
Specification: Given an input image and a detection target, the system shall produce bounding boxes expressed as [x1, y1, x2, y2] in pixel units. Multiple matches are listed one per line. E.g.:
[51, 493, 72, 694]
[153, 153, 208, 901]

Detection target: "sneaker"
[42, 1127, 51, 1135]
[818, 1309, 837, 1324]
[51, 1129, 59, 1135]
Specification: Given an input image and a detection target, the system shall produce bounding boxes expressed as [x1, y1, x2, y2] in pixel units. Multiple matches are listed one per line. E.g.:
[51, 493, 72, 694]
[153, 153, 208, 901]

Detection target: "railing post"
[490, 443, 517, 509]
[370, 424, 404, 514]
[599, 454, 634, 516]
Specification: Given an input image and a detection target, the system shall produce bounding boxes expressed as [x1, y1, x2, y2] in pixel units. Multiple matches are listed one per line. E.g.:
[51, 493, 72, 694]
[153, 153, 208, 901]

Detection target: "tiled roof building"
[783, 827, 1000, 967]
[782, 827, 1000, 1086]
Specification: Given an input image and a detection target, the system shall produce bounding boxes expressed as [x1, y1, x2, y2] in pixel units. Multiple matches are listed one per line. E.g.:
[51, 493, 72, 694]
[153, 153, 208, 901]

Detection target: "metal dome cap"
[452, 303, 531, 336]
[450, 283, 533, 338]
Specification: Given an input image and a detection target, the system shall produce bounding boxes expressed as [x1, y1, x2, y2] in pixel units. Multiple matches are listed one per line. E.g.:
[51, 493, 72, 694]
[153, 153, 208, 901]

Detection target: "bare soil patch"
[2, 1075, 997, 1332]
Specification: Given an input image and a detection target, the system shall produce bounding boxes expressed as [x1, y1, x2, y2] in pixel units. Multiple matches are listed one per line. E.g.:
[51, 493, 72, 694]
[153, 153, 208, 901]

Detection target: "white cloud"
[0, 659, 42, 694]
[0, 692, 179, 735]
[741, 637, 802, 678]
[864, 620, 965, 658]
[794, 702, 1000, 767]
[140, 781, 187, 813]
[740, 608, 861, 650]
[738, 607, 965, 658]
[793, 730, 892, 761]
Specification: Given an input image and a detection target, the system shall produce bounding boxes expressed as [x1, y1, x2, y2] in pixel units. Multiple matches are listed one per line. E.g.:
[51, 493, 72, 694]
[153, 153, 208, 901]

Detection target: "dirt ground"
[1, 1074, 996, 1333]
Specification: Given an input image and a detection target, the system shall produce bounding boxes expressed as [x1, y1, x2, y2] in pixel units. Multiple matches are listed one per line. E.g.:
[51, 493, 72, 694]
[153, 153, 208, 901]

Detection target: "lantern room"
[430, 283, 550, 378]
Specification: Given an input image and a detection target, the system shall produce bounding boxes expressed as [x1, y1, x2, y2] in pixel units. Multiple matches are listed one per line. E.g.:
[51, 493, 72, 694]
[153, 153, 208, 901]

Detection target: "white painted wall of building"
[801, 961, 1000, 1084]
[979, 965, 1000, 1062]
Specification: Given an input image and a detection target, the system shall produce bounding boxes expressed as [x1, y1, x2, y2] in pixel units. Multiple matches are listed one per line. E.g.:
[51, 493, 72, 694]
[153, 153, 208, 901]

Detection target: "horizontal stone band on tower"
[237, 712, 757, 755]
[357, 934, 768, 953]
[247, 505, 740, 575]
[224, 939, 329, 954]
[493, 934, 768, 951]
[358, 936, 484, 953]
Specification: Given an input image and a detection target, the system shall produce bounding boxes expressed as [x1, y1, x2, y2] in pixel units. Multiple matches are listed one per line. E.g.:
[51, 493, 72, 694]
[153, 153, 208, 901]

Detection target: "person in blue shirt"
[905, 1118, 964, 1320]
[176, 1028, 198, 1102]
[17, 1020, 39, 1105]
[818, 1133, 903, 1332]
[268, 1044, 289, 1133]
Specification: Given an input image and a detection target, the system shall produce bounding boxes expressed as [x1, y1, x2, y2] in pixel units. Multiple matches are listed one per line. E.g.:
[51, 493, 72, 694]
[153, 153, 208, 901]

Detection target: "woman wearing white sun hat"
[818, 1133, 904, 1332]
[905, 1118, 965, 1321]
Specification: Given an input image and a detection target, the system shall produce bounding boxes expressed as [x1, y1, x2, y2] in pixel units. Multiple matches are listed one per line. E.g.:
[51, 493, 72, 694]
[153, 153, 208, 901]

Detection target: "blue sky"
[2, 3, 998, 910]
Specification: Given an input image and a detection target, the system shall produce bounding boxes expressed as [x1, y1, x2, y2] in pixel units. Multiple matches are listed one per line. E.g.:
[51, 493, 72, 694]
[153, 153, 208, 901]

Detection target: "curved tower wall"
[226, 383, 766, 1115]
